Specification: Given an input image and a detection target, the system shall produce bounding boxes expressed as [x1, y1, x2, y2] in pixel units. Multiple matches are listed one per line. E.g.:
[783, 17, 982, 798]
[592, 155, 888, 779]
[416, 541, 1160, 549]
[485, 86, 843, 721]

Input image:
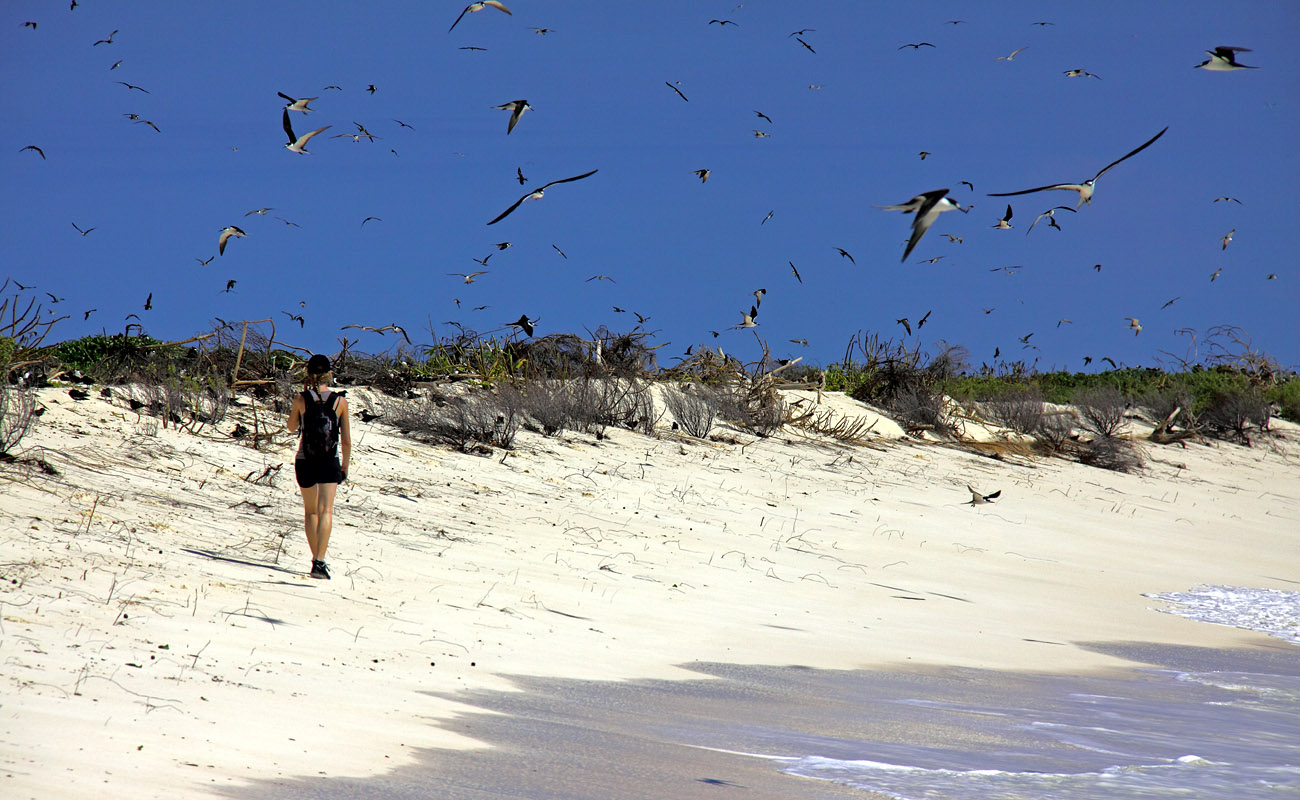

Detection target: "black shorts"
[295, 456, 344, 488]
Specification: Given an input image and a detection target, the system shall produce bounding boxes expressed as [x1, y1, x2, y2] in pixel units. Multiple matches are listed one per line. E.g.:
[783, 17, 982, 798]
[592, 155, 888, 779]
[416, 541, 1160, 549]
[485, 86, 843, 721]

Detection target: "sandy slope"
[1, 385, 1296, 798]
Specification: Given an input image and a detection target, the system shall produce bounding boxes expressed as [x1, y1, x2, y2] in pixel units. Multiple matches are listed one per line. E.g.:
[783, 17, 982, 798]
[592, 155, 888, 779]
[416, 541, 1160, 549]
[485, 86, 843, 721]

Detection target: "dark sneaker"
[310, 560, 330, 579]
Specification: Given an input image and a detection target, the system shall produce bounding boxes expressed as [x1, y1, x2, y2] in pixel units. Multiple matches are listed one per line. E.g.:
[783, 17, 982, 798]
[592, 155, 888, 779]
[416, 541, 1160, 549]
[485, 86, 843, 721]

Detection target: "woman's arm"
[337, 397, 351, 477]
[287, 393, 304, 433]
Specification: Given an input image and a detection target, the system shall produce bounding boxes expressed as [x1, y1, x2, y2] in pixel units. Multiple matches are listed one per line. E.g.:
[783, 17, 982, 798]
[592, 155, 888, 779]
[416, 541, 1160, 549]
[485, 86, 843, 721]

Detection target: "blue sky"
[5, 1, 1298, 373]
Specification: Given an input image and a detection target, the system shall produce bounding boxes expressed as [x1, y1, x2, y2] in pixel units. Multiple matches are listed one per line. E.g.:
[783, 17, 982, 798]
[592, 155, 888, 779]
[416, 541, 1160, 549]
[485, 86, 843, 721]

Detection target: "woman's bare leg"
[300, 485, 322, 560]
[313, 482, 338, 560]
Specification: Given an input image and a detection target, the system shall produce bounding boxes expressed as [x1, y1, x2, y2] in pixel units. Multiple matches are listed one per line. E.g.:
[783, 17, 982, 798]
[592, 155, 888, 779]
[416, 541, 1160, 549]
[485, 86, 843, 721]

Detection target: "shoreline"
[2, 386, 1298, 798]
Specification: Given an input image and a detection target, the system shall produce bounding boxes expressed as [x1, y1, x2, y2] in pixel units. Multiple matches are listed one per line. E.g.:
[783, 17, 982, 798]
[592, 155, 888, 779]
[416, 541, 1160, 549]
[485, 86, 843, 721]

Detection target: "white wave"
[1145, 585, 1300, 645]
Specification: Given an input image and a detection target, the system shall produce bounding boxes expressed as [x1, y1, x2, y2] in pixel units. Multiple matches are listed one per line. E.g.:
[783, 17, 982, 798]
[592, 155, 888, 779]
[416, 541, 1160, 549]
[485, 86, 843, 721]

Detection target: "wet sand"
[223, 639, 1299, 799]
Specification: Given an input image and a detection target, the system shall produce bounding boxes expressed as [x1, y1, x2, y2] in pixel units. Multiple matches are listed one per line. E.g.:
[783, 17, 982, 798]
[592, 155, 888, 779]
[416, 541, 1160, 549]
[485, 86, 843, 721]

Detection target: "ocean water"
[782, 585, 1300, 799]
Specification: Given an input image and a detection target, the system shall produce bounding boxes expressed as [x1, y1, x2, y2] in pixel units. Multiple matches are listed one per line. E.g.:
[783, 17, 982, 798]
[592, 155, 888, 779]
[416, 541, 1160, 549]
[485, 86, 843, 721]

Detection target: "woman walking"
[286, 354, 351, 579]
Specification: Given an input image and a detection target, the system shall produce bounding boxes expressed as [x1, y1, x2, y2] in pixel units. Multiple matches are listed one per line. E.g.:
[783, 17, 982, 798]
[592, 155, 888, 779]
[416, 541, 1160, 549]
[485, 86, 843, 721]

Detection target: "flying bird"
[918, 151, 930, 160]
[218, 225, 246, 255]
[143, 293, 153, 311]
[836, 248, 855, 265]
[898, 42, 935, 50]
[530, 27, 554, 35]
[506, 314, 535, 337]
[196, 256, 214, 266]
[789, 262, 802, 283]
[486, 169, 598, 225]
[367, 84, 377, 94]
[394, 119, 416, 129]
[283, 108, 330, 153]
[517, 167, 528, 185]
[967, 486, 1001, 505]
[283, 311, 305, 327]
[277, 91, 317, 112]
[896, 318, 911, 336]
[1210, 268, 1222, 282]
[1220, 229, 1235, 250]
[1161, 297, 1179, 309]
[1125, 317, 1142, 335]
[225, 280, 236, 292]
[551, 244, 567, 259]
[1213, 196, 1241, 204]
[876, 188, 964, 262]
[135, 120, 160, 133]
[753, 130, 772, 138]
[987, 126, 1168, 207]
[761, 210, 774, 225]
[1195, 46, 1257, 71]
[93, 29, 118, 46]
[116, 81, 149, 93]
[942, 234, 963, 243]
[995, 47, 1027, 61]
[361, 216, 382, 227]
[245, 207, 272, 216]
[796, 37, 816, 54]
[448, 1, 512, 32]
[754, 110, 773, 124]
[20, 145, 45, 159]
[449, 271, 488, 283]
[1026, 205, 1076, 234]
[585, 275, 615, 283]
[692, 168, 711, 183]
[23, 21, 37, 29]
[917, 310, 932, 329]
[709, 19, 738, 26]
[71, 222, 95, 236]
[789, 28, 815, 37]
[752, 288, 766, 307]
[493, 241, 513, 250]
[472, 254, 492, 266]
[1064, 69, 1101, 79]
[664, 82, 689, 102]
[492, 99, 532, 134]
[83, 309, 96, 320]
[735, 306, 759, 328]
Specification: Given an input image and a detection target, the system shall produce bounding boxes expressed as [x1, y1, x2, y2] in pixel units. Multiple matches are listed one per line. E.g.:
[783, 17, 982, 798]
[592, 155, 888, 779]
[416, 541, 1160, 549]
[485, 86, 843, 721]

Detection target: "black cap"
[306, 354, 331, 373]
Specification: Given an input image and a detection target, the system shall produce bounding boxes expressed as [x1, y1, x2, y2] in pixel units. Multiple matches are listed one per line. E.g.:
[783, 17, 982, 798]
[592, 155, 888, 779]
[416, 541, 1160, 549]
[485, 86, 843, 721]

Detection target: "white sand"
[1, 385, 1296, 798]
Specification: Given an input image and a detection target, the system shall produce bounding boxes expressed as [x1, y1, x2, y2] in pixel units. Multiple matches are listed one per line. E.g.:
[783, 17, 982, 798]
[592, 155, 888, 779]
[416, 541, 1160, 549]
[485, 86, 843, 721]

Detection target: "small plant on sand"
[0, 381, 37, 459]
[980, 389, 1046, 435]
[664, 384, 719, 438]
[391, 385, 521, 452]
[1075, 386, 1129, 438]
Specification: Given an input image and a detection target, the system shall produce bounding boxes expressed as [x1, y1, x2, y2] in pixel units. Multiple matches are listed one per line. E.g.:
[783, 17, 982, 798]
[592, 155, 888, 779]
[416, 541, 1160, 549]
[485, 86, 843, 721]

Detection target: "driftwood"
[1148, 406, 1196, 446]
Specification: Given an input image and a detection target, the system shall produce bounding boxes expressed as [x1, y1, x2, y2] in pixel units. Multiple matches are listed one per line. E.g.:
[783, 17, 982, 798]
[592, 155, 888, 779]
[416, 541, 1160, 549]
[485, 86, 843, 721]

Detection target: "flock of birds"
[10, 5, 1274, 372]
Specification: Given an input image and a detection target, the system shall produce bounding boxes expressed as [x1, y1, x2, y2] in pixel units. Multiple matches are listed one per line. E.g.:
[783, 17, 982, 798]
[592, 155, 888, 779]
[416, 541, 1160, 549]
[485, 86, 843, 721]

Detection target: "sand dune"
[2, 385, 1296, 798]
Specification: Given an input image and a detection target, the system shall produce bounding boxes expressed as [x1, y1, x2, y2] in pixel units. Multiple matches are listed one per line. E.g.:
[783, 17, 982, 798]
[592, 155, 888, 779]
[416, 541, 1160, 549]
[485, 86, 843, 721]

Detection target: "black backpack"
[301, 390, 342, 459]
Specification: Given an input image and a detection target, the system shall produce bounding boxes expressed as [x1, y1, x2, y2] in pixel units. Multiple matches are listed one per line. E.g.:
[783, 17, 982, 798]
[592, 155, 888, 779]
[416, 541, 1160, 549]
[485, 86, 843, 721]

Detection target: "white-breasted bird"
[218, 225, 246, 256]
[282, 109, 330, 154]
[1195, 46, 1257, 71]
[492, 99, 531, 134]
[448, 1, 512, 33]
[487, 169, 598, 225]
[876, 188, 964, 262]
[988, 126, 1168, 207]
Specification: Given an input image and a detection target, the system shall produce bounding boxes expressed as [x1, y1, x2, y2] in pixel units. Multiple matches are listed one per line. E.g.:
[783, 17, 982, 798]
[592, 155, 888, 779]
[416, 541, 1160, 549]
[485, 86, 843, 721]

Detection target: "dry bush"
[1076, 386, 1128, 438]
[0, 382, 37, 457]
[1077, 435, 1142, 473]
[391, 386, 521, 452]
[664, 384, 719, 438]
[1031, 413, 1075, 455]
[790, 407, 878, 443]
[133, 373, 229, 434]
[1203, 388, 1270, 445]
[981, 391, 1046, 434]
[850, 343, 968, 438]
